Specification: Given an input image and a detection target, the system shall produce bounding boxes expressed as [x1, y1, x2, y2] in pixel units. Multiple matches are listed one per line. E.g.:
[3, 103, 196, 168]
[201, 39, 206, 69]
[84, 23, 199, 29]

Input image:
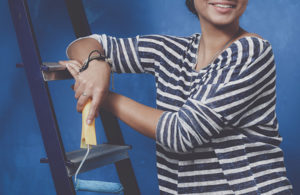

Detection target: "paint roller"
[74, 99, 123, 194]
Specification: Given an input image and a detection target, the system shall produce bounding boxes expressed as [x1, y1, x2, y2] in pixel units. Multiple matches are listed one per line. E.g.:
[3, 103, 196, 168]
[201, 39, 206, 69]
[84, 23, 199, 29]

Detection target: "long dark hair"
[185, 0, 198, 17]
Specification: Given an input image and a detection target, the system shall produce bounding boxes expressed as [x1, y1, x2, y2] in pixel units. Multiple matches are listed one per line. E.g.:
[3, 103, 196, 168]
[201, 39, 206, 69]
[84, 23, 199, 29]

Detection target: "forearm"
[61, 38, 112, 122]
[103, 92, 164, 139]
[67, 38, 104, 64]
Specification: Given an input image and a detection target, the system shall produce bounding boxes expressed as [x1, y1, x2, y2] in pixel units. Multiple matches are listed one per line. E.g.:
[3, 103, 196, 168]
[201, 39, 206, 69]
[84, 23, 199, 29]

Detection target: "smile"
[209, 3, 236, 9]
[214, 4, 234, 8]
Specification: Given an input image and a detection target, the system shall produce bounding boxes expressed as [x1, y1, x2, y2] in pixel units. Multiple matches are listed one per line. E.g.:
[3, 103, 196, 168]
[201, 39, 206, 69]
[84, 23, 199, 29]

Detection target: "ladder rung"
[41, 62, 73, 81]
[41, 144, 131, 177]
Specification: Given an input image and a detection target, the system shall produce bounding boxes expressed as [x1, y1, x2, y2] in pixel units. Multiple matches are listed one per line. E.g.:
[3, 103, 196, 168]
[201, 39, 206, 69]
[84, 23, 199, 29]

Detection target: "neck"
[199, 19, 241, 53]
[195, 19, 242, 71]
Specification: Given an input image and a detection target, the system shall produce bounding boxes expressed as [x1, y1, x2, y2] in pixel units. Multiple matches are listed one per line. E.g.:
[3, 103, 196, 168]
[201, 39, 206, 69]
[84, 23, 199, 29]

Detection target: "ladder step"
[41, 62, 73, 81]
[41, 144, 131, 177]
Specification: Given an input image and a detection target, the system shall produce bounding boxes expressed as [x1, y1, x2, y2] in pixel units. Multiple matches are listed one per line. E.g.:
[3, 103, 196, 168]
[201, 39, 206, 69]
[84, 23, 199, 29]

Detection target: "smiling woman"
[59, 0, 293, 194]
[194, 0, 247, 24]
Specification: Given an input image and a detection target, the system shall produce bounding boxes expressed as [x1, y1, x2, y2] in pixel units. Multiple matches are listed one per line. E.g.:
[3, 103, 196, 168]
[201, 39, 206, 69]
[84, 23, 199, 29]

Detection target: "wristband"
[79, 50, 109, 72]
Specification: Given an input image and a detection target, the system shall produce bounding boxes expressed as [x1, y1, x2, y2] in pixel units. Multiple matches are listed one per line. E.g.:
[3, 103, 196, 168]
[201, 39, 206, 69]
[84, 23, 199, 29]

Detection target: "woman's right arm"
[59, 37, 112, 124]
[66, 37, 105, 64]
[60, 34, 159, 124]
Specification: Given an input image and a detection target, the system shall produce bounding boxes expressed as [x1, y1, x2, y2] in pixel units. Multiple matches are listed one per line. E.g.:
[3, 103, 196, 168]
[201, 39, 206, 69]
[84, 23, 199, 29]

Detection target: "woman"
[60, 0, 293, 194]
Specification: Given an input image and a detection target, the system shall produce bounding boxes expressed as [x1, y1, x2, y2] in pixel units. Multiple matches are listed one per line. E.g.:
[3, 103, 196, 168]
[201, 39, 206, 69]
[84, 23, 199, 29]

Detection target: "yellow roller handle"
[80, 99, 97, 148]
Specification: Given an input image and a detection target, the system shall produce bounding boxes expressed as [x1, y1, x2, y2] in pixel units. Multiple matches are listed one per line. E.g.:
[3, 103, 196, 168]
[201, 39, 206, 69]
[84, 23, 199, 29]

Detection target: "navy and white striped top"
[69, 33, 293, 194]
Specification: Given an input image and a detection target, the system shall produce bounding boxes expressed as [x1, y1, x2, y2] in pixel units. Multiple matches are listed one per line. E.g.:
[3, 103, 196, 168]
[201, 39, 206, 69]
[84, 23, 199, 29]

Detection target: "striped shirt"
[69, 33, 293, 194]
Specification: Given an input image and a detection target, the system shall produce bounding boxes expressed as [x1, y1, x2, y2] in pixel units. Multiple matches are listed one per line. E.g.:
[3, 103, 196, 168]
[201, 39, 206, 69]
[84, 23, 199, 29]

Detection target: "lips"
[208, 2, 237, 9]
[213, 4, 234, 8]
[208, 1, 237, 14]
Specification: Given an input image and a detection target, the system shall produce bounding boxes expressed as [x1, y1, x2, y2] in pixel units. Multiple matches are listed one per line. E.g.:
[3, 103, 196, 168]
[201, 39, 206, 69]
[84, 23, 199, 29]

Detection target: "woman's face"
[194, 0, 248, 27]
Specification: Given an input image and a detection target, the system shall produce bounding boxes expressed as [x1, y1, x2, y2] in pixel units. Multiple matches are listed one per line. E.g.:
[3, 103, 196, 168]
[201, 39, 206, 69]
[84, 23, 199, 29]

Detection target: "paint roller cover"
[75, 179, 123, 193]
[81, 99, 97, 148]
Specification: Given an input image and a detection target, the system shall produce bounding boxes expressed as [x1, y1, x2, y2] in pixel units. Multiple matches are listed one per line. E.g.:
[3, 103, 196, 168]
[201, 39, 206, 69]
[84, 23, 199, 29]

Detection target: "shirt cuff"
[156, 111, 171, 147]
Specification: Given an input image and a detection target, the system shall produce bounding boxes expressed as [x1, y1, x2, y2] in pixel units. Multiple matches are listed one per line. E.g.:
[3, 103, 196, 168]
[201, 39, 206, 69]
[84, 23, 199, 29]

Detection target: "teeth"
[214, 4, 233, 8]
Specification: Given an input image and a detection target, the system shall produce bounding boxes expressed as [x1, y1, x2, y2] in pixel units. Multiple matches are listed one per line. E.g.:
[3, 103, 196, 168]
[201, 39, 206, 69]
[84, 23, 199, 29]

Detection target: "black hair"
[185, 0, 198, 17]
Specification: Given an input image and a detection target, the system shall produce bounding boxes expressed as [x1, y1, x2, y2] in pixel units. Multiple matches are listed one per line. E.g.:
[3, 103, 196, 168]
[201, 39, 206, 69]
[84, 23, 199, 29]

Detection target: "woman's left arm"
[154, 38, 276, 153]
[102, 37, 276, 153]
[103, 92, 164, 139]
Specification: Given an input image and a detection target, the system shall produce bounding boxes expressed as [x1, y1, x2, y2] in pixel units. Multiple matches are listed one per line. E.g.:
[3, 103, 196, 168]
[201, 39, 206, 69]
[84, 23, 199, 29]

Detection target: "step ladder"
[8, 0, 141, 194]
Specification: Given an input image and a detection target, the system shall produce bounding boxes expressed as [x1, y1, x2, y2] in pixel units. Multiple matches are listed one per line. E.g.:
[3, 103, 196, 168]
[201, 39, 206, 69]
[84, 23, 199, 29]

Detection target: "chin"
[200, 14, 238, 28]
[211, 17, 237, 27]
[195, 0, 247, 28]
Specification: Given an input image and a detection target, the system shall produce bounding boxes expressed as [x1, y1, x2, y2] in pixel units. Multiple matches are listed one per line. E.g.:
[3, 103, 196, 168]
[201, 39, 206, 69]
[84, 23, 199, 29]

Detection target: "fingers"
[59, 59, 110, 123]
[66, 63, 79, 79]
[68, 61, 82, 72]
[59, 60, 82, 79]
[76, 91, 90, 113]
[76, 91, 102, 124]
[86, 94, 101, 124]
[59, 60, 82, 70]
[59, 60, 82, 67]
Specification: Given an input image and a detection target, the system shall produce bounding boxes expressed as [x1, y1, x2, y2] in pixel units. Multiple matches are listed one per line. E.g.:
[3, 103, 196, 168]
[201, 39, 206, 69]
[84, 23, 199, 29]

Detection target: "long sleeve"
[66, 34, 147, 73]
[156, 37, 277, 153]
[66, 34, 193, 76]
[94, 34, 151, 74]
[66, 34, 175, 75]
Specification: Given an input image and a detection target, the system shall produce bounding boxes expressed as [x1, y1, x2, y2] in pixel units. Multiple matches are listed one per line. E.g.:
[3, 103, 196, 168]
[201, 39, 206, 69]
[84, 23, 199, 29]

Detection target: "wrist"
[89, 60, 111, 72]
[80, 50, 112, 72]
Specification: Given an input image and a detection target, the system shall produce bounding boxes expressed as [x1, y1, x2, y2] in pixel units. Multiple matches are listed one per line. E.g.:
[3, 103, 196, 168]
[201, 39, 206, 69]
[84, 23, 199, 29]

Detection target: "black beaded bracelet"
[79, 50, 107, 72]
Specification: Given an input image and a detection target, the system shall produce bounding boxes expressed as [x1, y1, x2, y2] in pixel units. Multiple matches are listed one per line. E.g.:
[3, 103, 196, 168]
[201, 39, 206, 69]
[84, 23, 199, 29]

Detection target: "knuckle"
[86, 83, 94, 90]
[74, 81, 80, 88]
[78, 76, 85, 82]
[96, 88, 107, 95]
[89, 111, 95, 117]
[80, 79, 86, 85]
[77, 101, 84, 108]
[75, 92, 80, 99]
[91, 100, 98, 106]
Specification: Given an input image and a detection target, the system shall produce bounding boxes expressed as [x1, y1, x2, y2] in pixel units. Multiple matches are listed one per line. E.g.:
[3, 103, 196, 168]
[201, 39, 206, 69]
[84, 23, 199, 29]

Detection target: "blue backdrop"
[1, 0, 299, 194]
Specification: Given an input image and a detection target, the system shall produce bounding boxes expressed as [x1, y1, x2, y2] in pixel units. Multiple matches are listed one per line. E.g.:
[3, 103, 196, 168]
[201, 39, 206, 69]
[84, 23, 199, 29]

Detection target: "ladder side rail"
[100, 110, 141, 195]
[64, 0, 91, 37]
[63, 0, 141, 194]
[8, 0, 75, 194]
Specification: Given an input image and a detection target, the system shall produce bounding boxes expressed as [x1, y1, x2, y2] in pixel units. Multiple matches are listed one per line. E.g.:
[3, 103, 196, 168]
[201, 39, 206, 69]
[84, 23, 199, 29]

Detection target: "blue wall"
[1, 0, 299, 194]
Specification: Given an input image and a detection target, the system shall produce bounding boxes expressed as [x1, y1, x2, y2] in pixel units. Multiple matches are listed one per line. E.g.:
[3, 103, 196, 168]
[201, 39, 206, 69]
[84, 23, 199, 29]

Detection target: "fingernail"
[87, 119, 91, 125]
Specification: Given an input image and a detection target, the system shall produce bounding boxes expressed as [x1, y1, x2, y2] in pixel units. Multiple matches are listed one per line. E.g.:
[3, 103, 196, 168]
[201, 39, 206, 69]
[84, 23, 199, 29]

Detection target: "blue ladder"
[8, 0, 141, 194]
